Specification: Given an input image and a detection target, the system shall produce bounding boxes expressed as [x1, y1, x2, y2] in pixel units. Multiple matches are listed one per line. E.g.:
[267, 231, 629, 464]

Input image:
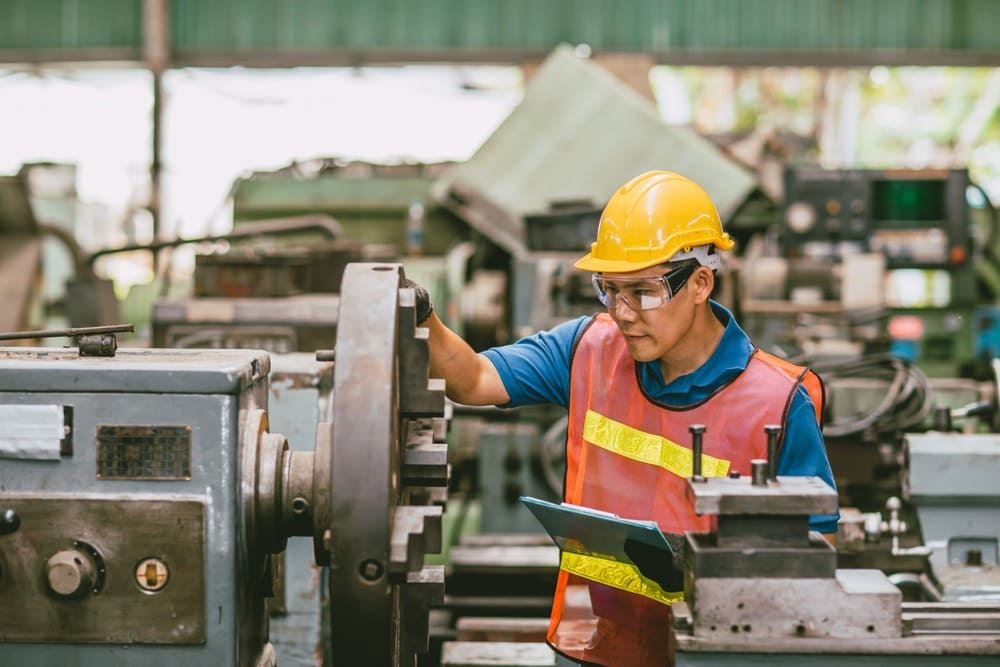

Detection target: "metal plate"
[688, 570, 901, 641]
[686, 532, 836, 579]
[687, 476, 839, 516]
[0, 495, 205, 644]
[96, 425, 192, 480]
[0, 347, 269, 394]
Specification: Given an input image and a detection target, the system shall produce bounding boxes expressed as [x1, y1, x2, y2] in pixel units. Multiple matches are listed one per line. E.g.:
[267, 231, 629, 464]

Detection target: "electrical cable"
[808, 354, 934, 439]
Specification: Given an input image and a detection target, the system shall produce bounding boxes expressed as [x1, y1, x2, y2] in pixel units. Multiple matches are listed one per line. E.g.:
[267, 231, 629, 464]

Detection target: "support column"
[144, 0, 170, 267]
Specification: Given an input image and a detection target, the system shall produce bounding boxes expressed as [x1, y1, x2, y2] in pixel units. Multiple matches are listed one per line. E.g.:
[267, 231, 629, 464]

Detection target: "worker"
[408, 171, 838, 667]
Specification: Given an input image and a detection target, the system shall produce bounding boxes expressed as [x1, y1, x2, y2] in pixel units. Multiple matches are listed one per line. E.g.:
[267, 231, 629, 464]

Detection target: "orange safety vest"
[547, 314, 824, 667]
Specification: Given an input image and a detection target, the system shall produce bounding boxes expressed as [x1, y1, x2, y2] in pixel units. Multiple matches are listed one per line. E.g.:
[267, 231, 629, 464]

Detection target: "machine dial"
[46, 549, 95, 597]
[44, 542, 105, 598]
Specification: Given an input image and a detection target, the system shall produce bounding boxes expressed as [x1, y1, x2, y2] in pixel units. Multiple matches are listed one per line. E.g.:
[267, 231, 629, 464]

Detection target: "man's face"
[599, 263, 708, 362]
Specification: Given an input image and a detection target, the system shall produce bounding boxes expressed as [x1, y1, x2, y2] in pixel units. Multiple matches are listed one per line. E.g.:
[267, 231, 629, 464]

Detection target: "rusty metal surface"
[328, 264, 403, 664]
[0, 495, 205, 644]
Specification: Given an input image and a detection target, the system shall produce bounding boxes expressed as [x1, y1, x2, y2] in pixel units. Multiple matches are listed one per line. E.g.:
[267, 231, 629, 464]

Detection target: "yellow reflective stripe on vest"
[583, 409, 731, 478]
[560, 551, 683, 606]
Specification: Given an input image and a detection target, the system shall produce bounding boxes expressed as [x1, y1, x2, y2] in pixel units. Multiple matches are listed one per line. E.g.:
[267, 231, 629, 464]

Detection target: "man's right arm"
[425, 313, 511, 406]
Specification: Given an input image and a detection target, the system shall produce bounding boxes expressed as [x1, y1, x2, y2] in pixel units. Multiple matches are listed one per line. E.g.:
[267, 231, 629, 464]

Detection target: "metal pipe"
[689, 424, 706, 482]
[86, 214, 345, 268]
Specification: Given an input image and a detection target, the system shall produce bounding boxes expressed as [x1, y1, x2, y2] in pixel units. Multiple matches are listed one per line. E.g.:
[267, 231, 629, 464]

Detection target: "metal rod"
[764, 425, 782, 481]
[0, 324, 134, 342]
[689, 424, 706, 482]
[87, 215, 345, 268]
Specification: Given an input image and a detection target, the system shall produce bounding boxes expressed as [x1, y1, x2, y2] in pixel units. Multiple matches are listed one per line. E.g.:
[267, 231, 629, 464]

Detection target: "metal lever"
[0, 324, 133, 358]
[689, 424, 706, 483]
[0, 508, 20, 535]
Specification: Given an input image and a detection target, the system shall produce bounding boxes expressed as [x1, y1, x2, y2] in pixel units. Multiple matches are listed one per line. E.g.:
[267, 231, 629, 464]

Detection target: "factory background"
[2, 2, 1000, 666]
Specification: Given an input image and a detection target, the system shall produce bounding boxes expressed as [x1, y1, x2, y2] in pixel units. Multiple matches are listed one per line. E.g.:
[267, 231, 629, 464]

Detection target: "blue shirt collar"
[638, 300, 754, 406]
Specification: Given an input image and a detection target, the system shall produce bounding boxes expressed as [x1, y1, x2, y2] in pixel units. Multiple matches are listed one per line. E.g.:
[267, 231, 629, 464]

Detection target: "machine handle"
[0, 508, 20, 535]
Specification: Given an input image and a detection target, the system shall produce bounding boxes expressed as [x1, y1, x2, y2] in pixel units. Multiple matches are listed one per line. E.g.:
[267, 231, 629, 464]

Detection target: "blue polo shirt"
[482, 301, 839, 533]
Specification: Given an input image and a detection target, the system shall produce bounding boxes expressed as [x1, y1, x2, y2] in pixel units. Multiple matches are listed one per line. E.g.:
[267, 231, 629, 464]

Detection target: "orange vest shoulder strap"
[753, 349, 825, 427]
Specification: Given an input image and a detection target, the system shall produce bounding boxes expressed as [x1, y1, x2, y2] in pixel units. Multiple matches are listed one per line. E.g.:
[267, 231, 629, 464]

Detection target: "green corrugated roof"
[432, 45, 757, 256]
[1, 0, 998, 65]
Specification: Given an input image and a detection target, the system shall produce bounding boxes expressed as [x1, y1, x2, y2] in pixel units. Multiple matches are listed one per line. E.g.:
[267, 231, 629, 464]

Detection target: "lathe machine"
[0, 263, 446, 667]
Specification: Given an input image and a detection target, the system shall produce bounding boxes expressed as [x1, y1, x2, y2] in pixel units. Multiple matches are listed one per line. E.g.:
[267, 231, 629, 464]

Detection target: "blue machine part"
[974, 305, 1000, 360]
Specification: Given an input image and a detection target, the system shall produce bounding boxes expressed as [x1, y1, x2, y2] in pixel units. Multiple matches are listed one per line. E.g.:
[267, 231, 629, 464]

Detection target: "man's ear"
[690, 267, 715, 304]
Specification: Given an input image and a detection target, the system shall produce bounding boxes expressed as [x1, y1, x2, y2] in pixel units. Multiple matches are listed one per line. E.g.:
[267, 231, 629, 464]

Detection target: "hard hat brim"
[573, 252, 675, 274]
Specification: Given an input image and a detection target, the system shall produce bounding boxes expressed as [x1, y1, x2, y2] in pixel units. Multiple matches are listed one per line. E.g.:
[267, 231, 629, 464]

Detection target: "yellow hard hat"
[575, 171, 735, 273]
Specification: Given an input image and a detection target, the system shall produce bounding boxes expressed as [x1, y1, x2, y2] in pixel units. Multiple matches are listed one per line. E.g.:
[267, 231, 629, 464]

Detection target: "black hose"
[809, 354, 934, 439]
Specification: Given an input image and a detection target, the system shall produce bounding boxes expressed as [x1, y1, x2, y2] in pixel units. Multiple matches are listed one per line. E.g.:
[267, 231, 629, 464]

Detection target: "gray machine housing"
[904, 432, 1000, 601]
[0, 347, 274, 666]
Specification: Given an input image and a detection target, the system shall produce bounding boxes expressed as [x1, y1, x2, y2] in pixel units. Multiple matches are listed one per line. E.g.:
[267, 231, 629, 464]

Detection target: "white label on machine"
[0, 405, 65, 460]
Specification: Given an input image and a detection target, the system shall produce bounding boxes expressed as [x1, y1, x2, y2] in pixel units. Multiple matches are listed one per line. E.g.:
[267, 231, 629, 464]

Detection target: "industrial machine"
[670, 428, 1000, 666]
[438, 425, 1000, 666]
[743, 167, 993, 376]
[133, 216, 358, 353]
[148, 226, 391, 664]
[901, 430, 1000, 602]
[0, 263, 448, 666]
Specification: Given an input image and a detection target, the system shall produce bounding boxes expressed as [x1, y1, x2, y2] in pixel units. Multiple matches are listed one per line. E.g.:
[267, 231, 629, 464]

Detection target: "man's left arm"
[777, 386, 840, 539]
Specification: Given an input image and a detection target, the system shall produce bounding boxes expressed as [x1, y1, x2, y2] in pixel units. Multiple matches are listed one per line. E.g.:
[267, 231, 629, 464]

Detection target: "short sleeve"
[777, 385, 840, 533]
[480, 316, 591, 408]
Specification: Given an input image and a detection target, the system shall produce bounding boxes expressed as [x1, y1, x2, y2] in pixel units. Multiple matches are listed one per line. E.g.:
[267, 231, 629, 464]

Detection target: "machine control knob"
[0, 508, 20, 535]
[46, 549, 95, 597]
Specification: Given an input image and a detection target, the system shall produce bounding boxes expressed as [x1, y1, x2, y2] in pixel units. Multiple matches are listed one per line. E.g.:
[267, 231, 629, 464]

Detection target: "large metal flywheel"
[326, 263, 447, 666]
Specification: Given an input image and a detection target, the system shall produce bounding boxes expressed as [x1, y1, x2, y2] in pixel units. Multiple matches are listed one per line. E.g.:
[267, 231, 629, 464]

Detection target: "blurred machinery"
[0, 264, 448, 666]
[0, 170, 119, 333]
[126, 215, 356, 353]
[743, 167, 995, 376]
[231, 161, 503, 350]
[737, 166, 1000, 574]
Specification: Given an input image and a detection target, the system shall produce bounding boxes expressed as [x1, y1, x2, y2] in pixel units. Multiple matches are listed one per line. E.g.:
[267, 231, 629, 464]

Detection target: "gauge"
[786, 202, 817, 234]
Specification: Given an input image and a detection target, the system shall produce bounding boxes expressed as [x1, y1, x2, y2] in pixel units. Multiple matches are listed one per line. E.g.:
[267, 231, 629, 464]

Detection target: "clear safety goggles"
[592, 261, 699, 311]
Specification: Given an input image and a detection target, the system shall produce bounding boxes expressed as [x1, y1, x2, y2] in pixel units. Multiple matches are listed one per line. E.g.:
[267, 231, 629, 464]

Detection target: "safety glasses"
[592, 261, 699, 311]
